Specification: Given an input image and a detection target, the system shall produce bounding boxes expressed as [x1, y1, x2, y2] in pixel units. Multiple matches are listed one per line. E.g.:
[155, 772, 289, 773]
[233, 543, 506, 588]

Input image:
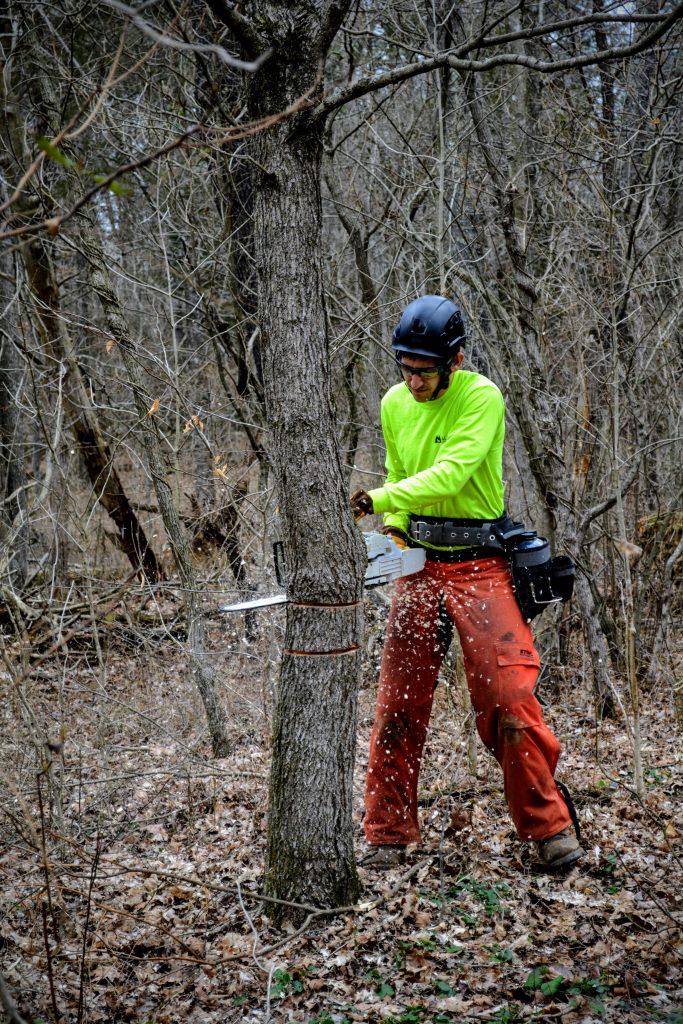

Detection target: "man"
[351, 295, 582, 871]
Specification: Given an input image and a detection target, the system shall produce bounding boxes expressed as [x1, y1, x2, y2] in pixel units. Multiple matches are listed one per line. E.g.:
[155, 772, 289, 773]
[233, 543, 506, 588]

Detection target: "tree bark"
[0, 245, 28, 596]
[213, 0, 364, 916]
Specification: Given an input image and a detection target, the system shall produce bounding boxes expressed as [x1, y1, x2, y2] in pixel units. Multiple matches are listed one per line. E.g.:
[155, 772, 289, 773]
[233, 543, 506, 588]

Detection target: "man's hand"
[381, 526, 409, 549]
[350, 488, 374, 520]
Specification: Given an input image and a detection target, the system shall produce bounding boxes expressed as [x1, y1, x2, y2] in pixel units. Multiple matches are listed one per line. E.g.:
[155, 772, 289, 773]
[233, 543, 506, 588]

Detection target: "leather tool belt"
[408, 512, 523, 551]
[408, 511, 575, 620]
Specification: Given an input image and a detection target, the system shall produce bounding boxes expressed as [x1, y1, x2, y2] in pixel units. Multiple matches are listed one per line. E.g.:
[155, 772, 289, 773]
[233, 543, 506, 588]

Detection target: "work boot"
[537, 826, 584, 870]
[359, 844, 406, 869]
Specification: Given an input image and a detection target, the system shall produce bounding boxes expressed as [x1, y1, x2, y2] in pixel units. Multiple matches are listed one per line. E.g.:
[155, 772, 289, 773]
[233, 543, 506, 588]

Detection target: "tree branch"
[578, 459, 642, 546]
[473, 10, 674, 51]
[102, 0, 268, 69]
[202, 0, 269, 59]
[321, 0, 354, 55]
[316, 3, 683, 121]
[0, 88, 316, 242]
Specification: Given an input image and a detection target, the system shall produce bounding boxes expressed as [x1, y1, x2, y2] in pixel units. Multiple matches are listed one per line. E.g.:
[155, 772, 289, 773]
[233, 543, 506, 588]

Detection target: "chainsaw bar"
[220, 593, 288, 612]
[219, 533, 426, 614]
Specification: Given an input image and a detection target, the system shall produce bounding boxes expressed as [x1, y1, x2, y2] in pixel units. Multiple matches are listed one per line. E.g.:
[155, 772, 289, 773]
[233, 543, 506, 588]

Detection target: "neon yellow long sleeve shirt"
[368, 370, 505, 540]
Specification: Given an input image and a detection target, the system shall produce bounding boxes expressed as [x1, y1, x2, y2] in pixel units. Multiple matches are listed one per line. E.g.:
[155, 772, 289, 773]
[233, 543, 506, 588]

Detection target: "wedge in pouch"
[509, 533, 575, 621]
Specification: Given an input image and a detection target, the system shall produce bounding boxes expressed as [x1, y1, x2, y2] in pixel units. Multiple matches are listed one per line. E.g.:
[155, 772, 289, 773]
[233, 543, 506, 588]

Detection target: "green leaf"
[91, 173, 131, 197]
[36, 137, 74, 168]
[377, 982, 395, 998]
[524, 966, 550, 989]
[540, 976, 564, 995]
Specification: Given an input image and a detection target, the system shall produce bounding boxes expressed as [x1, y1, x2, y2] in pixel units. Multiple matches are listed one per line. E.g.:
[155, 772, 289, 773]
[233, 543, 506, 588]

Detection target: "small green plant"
[487, 945, 513, 964]
[568, 974, 609, 1014]
[433, 978, 455, 996]
[386, 1008, 425, 1023]
[447, 877, 511, 917]
[600, 853, 618, 875]
[271, 968, 303, 999]
[364, 964, 396, 998]
[526, 968, 611, 1014]
[393, 933, 465, 973]
[524, 966, 564, 996]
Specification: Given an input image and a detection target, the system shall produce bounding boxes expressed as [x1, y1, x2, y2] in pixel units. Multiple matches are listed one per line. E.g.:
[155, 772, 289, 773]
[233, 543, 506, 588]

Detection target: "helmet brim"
[393, 342, 461, 360]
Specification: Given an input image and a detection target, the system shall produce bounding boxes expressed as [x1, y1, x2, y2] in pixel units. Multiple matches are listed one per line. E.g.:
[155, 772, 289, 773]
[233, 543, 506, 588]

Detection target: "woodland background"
[0, 2, 682, 1022]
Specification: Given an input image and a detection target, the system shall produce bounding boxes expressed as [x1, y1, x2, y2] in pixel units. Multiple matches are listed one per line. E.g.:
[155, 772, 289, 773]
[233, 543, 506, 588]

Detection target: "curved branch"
[316, 3, 683, 121]
[473, 10, 673, 52]
[577, 459, 642, 546]
[103, 0, 269, 67]
[202, 0, 269, 59]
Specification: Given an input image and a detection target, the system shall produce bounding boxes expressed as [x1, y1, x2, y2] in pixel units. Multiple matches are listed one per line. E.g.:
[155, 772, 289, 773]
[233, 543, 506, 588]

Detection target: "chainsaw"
[219, 532, 426, 613]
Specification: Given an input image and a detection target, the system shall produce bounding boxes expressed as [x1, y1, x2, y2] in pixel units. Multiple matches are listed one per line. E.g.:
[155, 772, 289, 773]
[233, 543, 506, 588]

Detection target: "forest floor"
[1, 589, 682, 1024]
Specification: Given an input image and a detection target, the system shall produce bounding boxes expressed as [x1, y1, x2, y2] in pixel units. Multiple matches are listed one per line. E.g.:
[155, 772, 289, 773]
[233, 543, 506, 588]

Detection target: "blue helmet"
[392, 295, 465, 359]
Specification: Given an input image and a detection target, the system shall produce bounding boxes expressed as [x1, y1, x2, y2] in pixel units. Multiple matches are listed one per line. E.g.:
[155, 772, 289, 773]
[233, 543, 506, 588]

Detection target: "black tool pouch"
[509, 535, 575, 621]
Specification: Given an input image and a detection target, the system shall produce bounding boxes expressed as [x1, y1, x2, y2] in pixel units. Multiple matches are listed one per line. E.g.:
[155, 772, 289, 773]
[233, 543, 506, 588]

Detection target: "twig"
[40, 902, 61, 1023]
[59, 884, 209, 960]
[76, 836, 101, 1024]
[0, 973, 28, 1024]
[102, 0, 270, 71]
[0, 87, 317, 243]
[36, 775, 60, 942]
[236, 880, 276, 1021]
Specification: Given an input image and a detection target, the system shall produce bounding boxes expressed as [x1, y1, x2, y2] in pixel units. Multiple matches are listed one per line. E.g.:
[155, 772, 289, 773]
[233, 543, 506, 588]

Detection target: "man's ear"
[452, 351, 465, 370]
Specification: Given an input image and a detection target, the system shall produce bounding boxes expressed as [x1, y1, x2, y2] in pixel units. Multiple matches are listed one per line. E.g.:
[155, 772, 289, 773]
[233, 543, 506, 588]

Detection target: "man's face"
[396, 352, 463, 402]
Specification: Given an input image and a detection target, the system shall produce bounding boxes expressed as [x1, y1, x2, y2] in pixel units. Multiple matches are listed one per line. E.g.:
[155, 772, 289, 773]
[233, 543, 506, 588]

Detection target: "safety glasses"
[395, 358, 443, 379]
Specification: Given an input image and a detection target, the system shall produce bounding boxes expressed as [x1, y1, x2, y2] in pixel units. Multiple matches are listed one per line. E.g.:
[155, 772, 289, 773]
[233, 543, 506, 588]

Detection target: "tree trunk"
[0, 63, 164, 585]
[78, 218, 232, 759]
[460, 68, 616, 714]
[18, 235, 165, 583]
[0, 245, 28, 597]
[215, 0, 364, 916]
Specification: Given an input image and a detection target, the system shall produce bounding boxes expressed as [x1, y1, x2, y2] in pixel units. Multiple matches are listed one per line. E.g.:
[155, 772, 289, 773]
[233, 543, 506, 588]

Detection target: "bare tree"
[0, 0, 680, 919]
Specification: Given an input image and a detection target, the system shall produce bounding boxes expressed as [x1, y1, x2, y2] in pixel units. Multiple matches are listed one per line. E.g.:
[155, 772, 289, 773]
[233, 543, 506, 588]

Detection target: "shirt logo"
[434, 435, 447, 443]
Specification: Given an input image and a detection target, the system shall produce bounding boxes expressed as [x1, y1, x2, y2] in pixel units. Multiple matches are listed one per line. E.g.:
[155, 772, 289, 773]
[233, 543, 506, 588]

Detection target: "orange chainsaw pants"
[364, 555, 571, 846]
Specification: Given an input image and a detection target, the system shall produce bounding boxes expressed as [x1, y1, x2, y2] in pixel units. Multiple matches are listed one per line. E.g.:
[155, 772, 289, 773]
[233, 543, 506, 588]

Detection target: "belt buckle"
[416, 521, 433, 541]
